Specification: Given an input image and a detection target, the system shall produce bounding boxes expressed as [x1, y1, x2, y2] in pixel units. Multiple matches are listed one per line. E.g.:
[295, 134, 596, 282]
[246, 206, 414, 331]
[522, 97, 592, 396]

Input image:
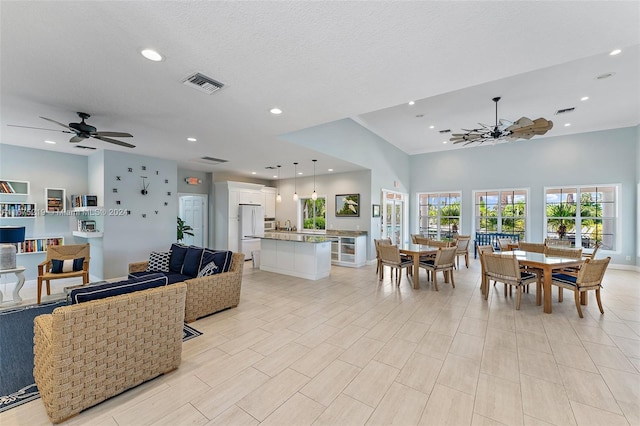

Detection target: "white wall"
[409, 126, 638, 266]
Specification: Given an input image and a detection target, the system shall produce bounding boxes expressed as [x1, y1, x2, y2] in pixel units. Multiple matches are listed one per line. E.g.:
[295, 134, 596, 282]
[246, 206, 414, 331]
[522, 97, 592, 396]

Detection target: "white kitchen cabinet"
[214, 181, 266, 252]
[261, 186, 276, 218]
[330, 235, 366, 267]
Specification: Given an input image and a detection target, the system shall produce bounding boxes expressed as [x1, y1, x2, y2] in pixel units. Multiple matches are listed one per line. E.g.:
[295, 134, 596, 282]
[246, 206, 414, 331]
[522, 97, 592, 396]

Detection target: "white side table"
[0, 266, 26, 303]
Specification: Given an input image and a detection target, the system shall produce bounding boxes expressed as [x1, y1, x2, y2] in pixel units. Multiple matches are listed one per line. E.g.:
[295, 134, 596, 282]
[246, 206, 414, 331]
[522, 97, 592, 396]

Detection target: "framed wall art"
[336, 194, 360, 217]
[372, 204, 380, 217]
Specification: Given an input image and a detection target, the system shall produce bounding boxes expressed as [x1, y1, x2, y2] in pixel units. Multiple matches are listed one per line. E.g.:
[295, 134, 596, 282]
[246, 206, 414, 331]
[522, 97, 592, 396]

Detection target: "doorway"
[179, 194, 208, 247]
[382, 190, 408, 245]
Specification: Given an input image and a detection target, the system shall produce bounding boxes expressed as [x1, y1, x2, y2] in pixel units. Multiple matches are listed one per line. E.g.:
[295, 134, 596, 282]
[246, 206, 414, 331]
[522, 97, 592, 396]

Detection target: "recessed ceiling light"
[44, 140, 56, 144]
[187, 137, 197, 142]
[580, 96, 589, 101]
[442, 141, 447, 144]
[429, 125, 435, 129]
[609, 49, 622, 56]
[273, 175, 277, 178]
[416, 114, 424, 118]
[298, 172, 303, 175]
[328, 168, 333, 172]
[564, 123, 571, 127]
[140, 49, 163, 62]
[270, 108, 282, 115]
[251, 172, 257, 175]
[408, 101, 415, 106]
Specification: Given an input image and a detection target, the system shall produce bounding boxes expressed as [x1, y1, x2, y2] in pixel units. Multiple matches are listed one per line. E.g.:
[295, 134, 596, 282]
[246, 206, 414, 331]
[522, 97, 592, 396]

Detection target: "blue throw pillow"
[169, 243, 188, 273]
[51, 257, 84, 273]
[181, 246, 204, 277]
[69, 273, 168, 304]
[199, 249, 233, 274]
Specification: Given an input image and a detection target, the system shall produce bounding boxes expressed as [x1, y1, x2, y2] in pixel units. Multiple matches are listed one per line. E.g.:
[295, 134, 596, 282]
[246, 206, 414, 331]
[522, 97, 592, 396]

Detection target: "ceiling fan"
[450, 97, 553, 146]
[8, 112, 135, 148]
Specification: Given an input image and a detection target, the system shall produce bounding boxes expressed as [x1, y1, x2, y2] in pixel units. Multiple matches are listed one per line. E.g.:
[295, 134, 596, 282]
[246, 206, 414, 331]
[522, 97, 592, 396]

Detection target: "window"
[545, 185, 617, 249]
[418, 192, 461, 239]
[475, 189, 527, 240]
[300, 196, 326, 230]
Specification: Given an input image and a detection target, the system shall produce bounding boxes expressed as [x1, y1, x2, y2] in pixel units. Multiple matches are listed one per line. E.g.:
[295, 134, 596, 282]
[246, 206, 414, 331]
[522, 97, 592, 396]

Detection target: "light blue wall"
[0, 144, 90, 280]
[409, 126, 638, 266]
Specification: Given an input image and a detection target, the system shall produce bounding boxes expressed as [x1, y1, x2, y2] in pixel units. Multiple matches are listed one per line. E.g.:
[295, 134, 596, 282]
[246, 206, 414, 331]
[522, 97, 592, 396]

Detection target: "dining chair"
[410, 234, 421, 244]
[378, 244, 414, 286]
[374, 238, 392, 276]
[476, 244, 494, 297]
[426, 239, 451, 248]
[414, 236, 430, 245]
[418, 246, 457, 291]
[583, 242, 602, 260]
[482, 252, 540, 309]
[551, 257, 610, 318]
[454, 235, 471, 269]
[545, 238, 572, 247]
[544, 246, 583, 301]
[497, 238, 513, 252]
[37, 243, 90, 304]
[518, 241, 545, 253]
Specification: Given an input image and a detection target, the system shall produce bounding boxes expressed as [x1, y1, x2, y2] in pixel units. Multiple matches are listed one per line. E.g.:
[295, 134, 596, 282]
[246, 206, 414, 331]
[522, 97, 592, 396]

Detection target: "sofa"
[128, 244, 245, 322]
[33, 276, 187, 423]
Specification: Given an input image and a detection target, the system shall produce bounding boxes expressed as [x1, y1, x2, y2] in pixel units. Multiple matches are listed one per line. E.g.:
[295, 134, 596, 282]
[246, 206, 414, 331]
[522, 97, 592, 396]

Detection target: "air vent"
[439, 129, 451, 134]
[182, 72, 225, 95]
[190, 156, 229, 166]
[74, 145, 96, 150]
[555, 107, 575, 115]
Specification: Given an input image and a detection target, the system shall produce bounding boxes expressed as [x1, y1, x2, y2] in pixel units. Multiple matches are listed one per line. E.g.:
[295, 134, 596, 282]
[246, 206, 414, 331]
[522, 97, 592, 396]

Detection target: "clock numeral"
[167, 191, 171, 196]
[116, 200, 121, 205]
[116, 176, 121, 181]
[127, 210, 131, 215]
[142, 213, 146, 218]
[164, 202, 168, 206]
[155, 210, 159, 214]
[156, 170, 159, 175]
[128, 168, 133, 172]
[165, 179, 169, 184]
[141, 166, 146, 170]
[113, 188, 118, 193]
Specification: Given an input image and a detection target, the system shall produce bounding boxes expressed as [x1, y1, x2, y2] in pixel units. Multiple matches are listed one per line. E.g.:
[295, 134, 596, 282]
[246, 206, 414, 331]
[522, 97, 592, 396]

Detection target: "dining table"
[501, 250, 585, 314]
[399, 243, 439, 289]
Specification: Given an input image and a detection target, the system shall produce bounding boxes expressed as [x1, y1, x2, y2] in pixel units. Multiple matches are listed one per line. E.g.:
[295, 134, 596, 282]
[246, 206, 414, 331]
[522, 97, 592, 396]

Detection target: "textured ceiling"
[1, 1, 638, 178]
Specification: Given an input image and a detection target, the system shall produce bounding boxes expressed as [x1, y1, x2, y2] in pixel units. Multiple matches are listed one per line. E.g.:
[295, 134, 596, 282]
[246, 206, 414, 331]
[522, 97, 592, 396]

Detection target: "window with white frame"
[474, 189, 527, 240]
[545, 185, 617, 249]
[418, 192, 461, 239]
[300, 196, 326, 230]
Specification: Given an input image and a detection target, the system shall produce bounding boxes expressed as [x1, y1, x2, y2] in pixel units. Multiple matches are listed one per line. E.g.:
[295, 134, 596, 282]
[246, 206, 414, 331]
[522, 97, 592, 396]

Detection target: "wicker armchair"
[483, 252, 539, 309]
[454, 235, 471, 268]
[378, 244, 413, 286]
[418, 246, 457, 291]
[37, 243, 90, 304]
[551, 257, 610, 318]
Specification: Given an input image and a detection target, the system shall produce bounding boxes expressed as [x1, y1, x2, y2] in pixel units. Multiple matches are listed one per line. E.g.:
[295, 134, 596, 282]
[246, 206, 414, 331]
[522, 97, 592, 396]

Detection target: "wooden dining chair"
[518, 241, 545, 253]
[545, 238, 571, 247]
[482, 252, 540, 309]
[418, 246, 457, 291]
[497, 238, 513, 252]
[583, 242, 602, 260]
[476, 244, 494, 297]
[551, 257, 610, 318]
[544, 246, 583, 301]
[378, 244, 413, 286]
[454, 235, 471, 269]
[37, 243, 90, 304]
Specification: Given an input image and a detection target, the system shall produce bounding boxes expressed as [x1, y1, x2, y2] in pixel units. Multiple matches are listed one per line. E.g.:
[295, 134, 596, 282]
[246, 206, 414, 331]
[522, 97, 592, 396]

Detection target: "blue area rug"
[0, 301, 201, 413]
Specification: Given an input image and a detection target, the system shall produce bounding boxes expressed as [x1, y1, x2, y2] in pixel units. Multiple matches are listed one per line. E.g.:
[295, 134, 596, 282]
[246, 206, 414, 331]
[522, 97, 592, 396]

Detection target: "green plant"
[177, 217, 194, 241]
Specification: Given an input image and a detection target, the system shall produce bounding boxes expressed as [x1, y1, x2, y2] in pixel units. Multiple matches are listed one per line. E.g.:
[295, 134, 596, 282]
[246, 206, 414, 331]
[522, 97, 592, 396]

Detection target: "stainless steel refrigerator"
[239, 204, 264, 261]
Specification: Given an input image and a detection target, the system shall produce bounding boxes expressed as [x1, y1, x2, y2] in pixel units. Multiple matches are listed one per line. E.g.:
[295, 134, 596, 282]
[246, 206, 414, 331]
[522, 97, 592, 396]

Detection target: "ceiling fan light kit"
[450, 97, 553, 146]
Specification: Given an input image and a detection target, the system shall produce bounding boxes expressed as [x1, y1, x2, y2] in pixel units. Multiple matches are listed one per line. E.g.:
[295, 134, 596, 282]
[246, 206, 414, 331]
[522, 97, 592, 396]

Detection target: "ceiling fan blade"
[40, 116, 75, 131]
[93, 135, 135, 148]
[94, 131, 133, 138]
[7, 124, 72, 133]
[70, 135, 86, 143]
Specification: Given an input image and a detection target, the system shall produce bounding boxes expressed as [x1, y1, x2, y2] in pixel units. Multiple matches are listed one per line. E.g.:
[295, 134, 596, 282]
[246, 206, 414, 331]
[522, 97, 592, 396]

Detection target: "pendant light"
[311, 159, 317, 200]
[293, 162, 299, 201]
[276, 165, 282, 203]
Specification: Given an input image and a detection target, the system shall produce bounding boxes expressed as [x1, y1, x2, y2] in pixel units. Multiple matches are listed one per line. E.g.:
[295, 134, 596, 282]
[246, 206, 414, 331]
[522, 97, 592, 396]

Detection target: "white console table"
[0, 266, 26, 303]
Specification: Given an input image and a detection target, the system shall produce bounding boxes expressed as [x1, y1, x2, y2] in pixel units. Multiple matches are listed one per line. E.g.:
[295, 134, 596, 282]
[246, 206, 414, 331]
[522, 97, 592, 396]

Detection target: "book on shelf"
[0, 181, 16, 193]
[71, 194, 98, 208]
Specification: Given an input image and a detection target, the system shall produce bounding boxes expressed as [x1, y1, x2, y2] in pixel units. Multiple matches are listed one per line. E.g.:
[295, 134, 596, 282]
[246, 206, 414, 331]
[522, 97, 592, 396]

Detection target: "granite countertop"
[252, 233, 339, 243]
[268, 229, 368, 237]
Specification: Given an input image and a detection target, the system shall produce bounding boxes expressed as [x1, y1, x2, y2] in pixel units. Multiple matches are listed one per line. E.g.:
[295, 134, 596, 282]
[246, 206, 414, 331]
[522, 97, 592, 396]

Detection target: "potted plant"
[177, 217, 194, 242]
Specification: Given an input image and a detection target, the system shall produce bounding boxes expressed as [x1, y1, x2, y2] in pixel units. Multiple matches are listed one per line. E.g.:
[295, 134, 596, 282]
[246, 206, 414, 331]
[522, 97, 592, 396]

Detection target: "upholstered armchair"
[37, 243, 90, 304]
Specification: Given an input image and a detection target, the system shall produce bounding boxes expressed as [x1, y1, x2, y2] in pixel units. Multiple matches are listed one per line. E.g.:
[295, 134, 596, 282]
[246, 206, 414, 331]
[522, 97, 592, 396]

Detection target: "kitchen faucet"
[284, 219, 292, 231]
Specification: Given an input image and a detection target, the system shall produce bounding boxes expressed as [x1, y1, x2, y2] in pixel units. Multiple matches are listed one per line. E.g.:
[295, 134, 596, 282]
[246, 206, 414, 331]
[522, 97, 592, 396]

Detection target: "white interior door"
[179, 194, 207, 247]
[382, 191, 408, 245]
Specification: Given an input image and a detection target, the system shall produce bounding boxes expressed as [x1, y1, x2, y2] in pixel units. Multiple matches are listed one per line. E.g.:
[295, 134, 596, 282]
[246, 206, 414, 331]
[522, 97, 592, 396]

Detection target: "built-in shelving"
[17, 237, 64, 254]
[45, 188, 66, 212]
[72, 231, 103, 239]
[0, 179, 29, 196]
[330, 235, 366, 267]
[0, 202, 37, 218]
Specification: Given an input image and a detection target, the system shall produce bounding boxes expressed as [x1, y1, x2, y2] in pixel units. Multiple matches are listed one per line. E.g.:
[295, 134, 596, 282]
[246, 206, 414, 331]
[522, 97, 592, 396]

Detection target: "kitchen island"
[254, 233, 336, 280]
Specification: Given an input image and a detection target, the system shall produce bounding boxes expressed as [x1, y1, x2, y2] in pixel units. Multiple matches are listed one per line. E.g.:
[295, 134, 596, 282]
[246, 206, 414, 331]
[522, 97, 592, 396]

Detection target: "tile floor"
[1, 257, 638, 425]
